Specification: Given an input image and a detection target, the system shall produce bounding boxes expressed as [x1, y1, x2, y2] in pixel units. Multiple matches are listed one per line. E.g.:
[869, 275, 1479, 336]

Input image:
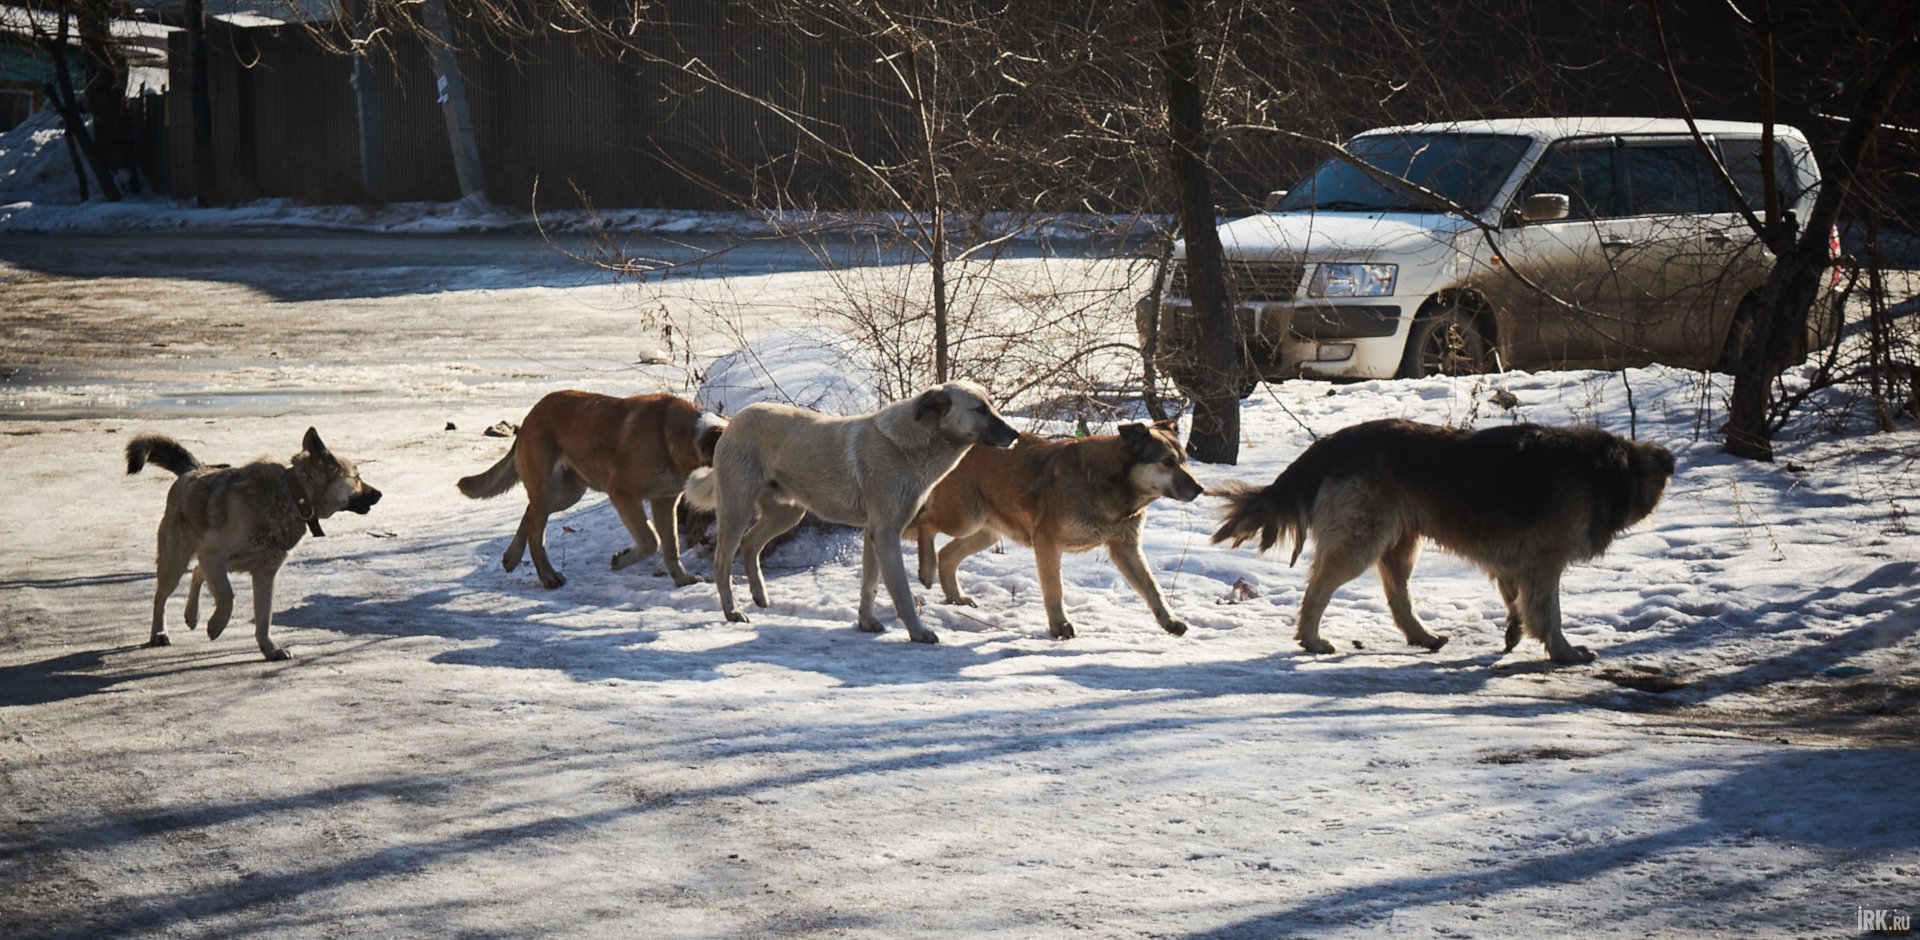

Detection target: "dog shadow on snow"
[267, 522, 1425, 695]
[274, 530, 1012, 690]
[271, 504, 1920, 710]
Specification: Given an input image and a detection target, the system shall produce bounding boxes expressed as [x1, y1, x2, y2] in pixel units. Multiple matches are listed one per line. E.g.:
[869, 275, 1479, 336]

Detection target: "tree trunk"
[183, 0, 216, 206]
[348, 0, 385, 202]
[75, 0, 139, 193]
[1723, 26, 1918, 460]
[421, 0, 488, 204]
[1152, 0, 1239, 464]
[38, 2, 122, 201]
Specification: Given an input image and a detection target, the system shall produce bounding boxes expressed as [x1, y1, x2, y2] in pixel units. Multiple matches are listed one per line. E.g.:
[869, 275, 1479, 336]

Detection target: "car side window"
[1620, 143, 1733, 215]
[1719, 138, 1807, 216]
[1517, 143, 1615, 220]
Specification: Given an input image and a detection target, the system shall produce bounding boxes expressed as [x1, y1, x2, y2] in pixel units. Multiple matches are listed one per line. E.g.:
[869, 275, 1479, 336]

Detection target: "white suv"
[1142, 117, 1833, 389]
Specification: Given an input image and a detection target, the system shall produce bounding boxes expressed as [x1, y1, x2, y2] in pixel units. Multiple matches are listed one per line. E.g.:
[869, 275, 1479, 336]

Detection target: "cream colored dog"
[687, 381, 1018, 643]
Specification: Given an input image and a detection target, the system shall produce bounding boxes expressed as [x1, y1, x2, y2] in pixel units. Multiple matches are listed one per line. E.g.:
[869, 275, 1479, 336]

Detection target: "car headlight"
[1308, 262, 1397, 298]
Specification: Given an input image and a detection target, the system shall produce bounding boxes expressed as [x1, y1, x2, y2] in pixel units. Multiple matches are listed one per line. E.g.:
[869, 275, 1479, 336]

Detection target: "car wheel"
[1399, 305, 1495, 378]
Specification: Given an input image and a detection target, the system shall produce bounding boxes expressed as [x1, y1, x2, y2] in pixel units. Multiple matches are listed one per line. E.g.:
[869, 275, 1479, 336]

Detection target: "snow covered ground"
[3, 196, 1918, 934]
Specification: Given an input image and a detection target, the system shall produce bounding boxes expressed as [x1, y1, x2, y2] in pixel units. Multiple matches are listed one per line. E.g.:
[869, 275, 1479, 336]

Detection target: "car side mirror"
[1264, 189, 1288, 211]
[1519, 193, 1570, 223]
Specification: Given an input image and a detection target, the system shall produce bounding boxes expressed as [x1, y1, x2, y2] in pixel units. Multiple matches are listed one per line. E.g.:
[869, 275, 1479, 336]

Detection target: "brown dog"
[127, 428, 382, 661]
[913, 419, 1205, 639]
[1213, 419, 1673, 663]
[458, 391, 726, 588]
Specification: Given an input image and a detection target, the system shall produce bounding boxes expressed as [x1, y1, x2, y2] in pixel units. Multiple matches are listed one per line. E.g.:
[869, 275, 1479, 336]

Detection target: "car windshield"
[1275, 133, 1532, 214]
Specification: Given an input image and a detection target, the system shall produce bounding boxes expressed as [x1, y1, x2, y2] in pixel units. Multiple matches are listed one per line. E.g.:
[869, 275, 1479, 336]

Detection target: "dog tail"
[1211, 479, 1314, 566]
[457, 444, 521, 499]
[682, 468, 718, 511]
[125, 434, 201, 478]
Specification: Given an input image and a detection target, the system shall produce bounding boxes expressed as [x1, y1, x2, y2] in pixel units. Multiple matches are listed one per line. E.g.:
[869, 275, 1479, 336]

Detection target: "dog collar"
[289, 469, 326, 537]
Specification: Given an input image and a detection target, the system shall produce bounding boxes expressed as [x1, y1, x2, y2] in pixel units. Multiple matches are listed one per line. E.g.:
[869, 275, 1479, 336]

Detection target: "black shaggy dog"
[1213, 419, 1674, 664]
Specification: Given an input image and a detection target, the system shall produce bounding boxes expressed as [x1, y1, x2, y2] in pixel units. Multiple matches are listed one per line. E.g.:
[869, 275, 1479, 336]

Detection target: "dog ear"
[914, 388, 953, 424]
[1119, 422, 1152, 458]
[302, 427, 339, 469]
[1151, 417, 1180, 436]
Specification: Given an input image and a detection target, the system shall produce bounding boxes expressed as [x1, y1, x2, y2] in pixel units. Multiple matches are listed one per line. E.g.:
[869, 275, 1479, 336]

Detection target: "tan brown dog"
[127, 428, 382, 661]
[912, 420, 1204, 639]
[458, 391, 726, 589]
[1213, 419, 1673, 664]
[685, 381, 1018, 643]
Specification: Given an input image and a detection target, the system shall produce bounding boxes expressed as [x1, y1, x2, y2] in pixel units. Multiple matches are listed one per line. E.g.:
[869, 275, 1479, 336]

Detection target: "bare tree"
[1644, 0, 1919, 460]
[25, 0, 124, 200]
[1150, 0, 1239, 462]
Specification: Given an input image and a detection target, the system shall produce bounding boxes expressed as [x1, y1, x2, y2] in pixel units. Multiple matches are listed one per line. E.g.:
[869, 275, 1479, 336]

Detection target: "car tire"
[1398, 305, 1495, 378]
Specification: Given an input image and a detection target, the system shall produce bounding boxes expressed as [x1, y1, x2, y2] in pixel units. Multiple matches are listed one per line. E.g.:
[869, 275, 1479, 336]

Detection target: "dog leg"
[521, 503, 569, 589]
[1378, 533, 1447, 652]
[517, 464, 583, 589]
[711, 478, 758, 623]
[1497, 575, 1525, 652]
[184, 566, 203, 631]
[1519, 570, 1593, 664]
[1296, 541, 1372, 655]
[649, 495, 699, 586]
[606, 490, 661, 573]
[149, 552, 192, 648]
[1034, 535, 1075, 639]
[251, 568, 290, 661]
[200, 560, 237, 641]
[857, 534, 886, 633]
[872, 527, 938, 644]
[934, 527, 995, 607]
[1106, 537, 1188, 637]
[916, 524, 938, 589]
[742, 499, 807, 610]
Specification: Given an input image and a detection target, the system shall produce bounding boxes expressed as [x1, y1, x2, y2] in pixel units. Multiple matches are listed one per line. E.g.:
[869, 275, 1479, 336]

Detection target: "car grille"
[1167, 260, 1304, 303]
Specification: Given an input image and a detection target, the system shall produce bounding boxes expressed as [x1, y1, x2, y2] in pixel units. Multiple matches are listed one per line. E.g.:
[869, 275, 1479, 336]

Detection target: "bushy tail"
[125, 434, 201, 478]
[1211, 478, 1313, 567]
[682, 467, 717, 511]
[457, 444, 521, 499]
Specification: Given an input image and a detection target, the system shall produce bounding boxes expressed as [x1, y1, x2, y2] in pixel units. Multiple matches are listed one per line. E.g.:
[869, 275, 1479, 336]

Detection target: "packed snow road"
[1, 229, 1915, 938]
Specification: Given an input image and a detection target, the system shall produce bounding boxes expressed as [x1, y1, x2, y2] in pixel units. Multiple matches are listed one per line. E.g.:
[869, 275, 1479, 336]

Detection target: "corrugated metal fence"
[164, 5, 908, 209]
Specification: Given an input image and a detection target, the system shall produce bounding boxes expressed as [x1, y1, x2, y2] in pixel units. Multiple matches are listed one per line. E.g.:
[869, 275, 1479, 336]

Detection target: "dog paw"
[944, 594, 978, 608]
[1299, 637, 1336, 655]
[857, 616, 886, 634]
[501, 556, 520, 573]
[1049, 620, 1077, 640]
[1546, 643, 1596, 664]
[146, 633, 172, 648]
[725, 609, 751, 624]
[1421, 634, 1450, 652]
[1161, 618, 1190, 637]
[907, 629, 941, 644]
[207, 620, 228, 641]
[262, 647, 292, 662]
[669, 572, 703, 587]
[539, 571, 567, 589]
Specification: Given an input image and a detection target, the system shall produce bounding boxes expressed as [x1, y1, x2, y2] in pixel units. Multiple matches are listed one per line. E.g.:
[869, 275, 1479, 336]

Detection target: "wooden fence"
[163, 6, 907, 209]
